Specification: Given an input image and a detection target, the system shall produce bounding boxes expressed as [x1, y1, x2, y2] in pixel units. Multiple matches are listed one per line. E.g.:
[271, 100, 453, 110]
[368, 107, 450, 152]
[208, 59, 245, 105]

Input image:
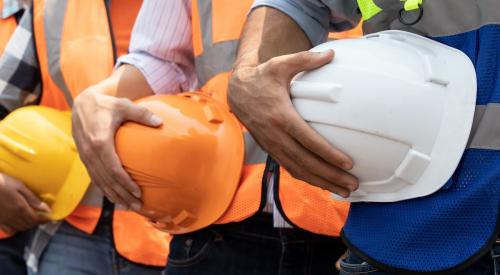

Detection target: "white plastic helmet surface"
[290, 30, 476, 202]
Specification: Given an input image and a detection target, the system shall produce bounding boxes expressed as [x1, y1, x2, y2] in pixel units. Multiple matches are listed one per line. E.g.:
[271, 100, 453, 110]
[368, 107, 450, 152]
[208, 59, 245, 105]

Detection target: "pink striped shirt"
[117, 0, 197, 94]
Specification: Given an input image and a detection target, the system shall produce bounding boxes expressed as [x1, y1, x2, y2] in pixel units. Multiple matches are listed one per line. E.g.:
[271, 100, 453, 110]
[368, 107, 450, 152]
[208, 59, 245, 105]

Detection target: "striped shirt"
[117, 0, 198, 94]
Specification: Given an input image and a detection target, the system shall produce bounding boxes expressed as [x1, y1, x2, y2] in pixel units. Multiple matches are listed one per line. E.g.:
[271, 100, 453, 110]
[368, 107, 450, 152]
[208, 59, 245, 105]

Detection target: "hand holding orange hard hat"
[115, 93, 244, 234]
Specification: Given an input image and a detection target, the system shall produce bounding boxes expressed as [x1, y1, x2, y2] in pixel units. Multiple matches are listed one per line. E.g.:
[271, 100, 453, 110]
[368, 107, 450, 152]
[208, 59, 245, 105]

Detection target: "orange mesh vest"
[329, 22, 363, 39]
[32, 0, 170, 266]
[0, 0, 19, 240]
[193, 0, 351, 236]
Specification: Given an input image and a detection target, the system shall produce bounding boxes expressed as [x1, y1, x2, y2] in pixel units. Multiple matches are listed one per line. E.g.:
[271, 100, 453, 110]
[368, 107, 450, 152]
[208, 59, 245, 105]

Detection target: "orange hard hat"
[115, 93, 244, 234]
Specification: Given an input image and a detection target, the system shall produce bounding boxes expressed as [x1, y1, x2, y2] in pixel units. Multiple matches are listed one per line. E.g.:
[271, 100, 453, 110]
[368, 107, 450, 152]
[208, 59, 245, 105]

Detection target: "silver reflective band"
[195, 41, 238, 87]
[79, 183, 103, 207]
[468, 104, 500, 150]
[194, 0, 239, 87]
[244, 131, 267, 164]
[43, 0, 73, 106]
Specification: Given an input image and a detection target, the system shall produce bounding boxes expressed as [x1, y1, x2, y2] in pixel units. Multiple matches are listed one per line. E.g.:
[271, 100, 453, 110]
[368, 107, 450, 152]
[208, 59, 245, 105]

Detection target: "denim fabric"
[28, 202, 163, 275]
[340, 240, 500, 275]
[493, 241, 499, 275]
[165, 213, 346, 275]
[0, 230, 31, 275]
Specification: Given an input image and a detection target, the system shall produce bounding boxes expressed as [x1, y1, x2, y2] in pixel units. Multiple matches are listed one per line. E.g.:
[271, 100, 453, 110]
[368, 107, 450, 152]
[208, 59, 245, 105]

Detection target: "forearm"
[93, 64, 153, 100]
[235, 7, 312, 69]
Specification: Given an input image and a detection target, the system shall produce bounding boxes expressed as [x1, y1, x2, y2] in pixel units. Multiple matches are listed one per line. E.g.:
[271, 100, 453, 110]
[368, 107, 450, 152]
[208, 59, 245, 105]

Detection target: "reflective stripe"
[468, 104, 500, 150]
[364, 0, 500, 36]
[197, 0, 213, 48]
[195, 41, 238, 87]
[43, 0, 73, 106]
[244, 131, 267, 164]
[357, 0, 382, 20]
[194, 0, 238, 87]
[79, 183, 103, 207]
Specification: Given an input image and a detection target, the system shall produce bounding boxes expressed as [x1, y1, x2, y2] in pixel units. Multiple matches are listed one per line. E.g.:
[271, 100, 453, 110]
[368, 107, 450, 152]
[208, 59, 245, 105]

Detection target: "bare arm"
[228, 7, 358, 197]
[72, 65, 162, 210]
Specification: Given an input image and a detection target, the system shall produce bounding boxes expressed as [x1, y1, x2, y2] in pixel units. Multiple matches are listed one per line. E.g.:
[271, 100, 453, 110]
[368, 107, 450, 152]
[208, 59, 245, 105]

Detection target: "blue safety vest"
[343, 1, 500, 273]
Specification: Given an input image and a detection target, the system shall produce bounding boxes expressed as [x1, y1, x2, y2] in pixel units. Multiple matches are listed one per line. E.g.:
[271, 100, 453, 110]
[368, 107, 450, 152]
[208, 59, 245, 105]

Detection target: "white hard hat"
[291, 30, 476, 202]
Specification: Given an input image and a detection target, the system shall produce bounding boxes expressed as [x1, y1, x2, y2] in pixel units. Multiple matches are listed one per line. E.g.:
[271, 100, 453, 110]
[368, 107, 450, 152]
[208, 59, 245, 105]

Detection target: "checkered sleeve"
[0, 6, 41, 119]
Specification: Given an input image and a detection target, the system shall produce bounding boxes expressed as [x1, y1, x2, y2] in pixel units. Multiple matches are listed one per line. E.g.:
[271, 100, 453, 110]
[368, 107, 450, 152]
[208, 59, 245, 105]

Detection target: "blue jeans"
[339, 240, 500, 275]
[0, 230, 31, 275]
[29, 202, 163, 275]
[165, 213, 346, 275]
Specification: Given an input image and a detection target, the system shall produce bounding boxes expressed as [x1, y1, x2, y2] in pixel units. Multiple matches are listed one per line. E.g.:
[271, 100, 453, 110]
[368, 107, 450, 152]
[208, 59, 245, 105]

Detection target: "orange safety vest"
[193, 0, 353, 236]
[0, 0, 20, 240]
[329, 22, 363, 40]
[32, 0, 170, 266]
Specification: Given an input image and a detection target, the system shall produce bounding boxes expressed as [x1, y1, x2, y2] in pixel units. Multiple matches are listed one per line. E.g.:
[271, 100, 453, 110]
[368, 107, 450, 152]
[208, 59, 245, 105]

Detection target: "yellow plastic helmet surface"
[0, 106, 90, 220]
[115, 93, 244, 234]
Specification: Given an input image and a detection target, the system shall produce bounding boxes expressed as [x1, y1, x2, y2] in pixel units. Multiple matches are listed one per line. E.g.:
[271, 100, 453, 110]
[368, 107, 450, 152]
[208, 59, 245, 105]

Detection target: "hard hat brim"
[47, 157, 91, 220]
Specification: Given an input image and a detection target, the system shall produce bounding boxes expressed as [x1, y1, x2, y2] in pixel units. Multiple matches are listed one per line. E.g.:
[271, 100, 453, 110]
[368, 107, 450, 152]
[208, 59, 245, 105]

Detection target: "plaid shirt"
[2, 0, 26, 19]
[0, 5, 40, 119]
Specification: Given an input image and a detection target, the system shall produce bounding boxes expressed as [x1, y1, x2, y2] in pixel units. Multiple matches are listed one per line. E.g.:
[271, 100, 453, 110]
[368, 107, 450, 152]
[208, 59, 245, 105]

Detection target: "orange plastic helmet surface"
[115, 93, 244, 234]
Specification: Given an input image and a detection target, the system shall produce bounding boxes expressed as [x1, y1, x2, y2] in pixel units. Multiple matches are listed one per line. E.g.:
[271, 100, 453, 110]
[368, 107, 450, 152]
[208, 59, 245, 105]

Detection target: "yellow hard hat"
[115, 93, 244, 234]
[0, 106, 90, 220]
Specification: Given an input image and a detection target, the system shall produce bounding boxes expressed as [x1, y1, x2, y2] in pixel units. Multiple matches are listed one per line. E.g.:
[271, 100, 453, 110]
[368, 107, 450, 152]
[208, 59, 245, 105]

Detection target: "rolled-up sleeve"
[252, 0, 361, 46]
[117, 0, 197, 95]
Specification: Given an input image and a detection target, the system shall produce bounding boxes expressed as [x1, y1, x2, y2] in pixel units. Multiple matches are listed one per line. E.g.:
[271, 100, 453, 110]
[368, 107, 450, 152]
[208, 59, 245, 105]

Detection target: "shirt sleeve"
[252, 0, 361, 46]
[117, 0, 197, 95]
[0, 7, 41, 119]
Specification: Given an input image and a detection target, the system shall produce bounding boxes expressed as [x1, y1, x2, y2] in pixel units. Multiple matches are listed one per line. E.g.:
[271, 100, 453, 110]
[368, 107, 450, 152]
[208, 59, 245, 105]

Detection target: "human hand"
[72, 85, 162, 210]
[0, 174, 50, 233]
[228, 50, 358, 197]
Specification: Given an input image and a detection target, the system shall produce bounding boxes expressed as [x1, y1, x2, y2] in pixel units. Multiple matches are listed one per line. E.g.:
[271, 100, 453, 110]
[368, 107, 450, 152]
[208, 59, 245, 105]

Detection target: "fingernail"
[341, 162, 353, 170]
[39, 202, 51, 213]
[132, 191, 141, 198]
[340, 191, 350, 198]
[149, 114, 163, 126]
[318, 50, 333, 56]
[131, 203, 141, 211]
[146, 210, 157, 216]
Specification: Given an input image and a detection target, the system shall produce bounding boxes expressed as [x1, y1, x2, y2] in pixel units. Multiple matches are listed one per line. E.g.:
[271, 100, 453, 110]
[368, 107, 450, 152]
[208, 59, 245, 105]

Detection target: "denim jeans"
[0, 230, 31, 275]
[339, 239, 500, 275]
[493, 241, 500, 275]
[29, 202, 164, 275]
[164, 213, 346, 275]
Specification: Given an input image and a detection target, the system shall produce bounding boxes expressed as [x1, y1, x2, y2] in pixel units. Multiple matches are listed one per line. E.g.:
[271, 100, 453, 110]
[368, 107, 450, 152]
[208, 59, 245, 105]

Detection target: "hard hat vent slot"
[203, 105, 224, 124]
[428, 77, 449, 87]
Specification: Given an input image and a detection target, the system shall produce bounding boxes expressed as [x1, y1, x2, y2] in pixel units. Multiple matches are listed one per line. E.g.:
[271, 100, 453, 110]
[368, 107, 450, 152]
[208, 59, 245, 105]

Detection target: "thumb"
[121, 100, 163, 127]
[16, 184, 51, 213]
[270, 50, 334, 79]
